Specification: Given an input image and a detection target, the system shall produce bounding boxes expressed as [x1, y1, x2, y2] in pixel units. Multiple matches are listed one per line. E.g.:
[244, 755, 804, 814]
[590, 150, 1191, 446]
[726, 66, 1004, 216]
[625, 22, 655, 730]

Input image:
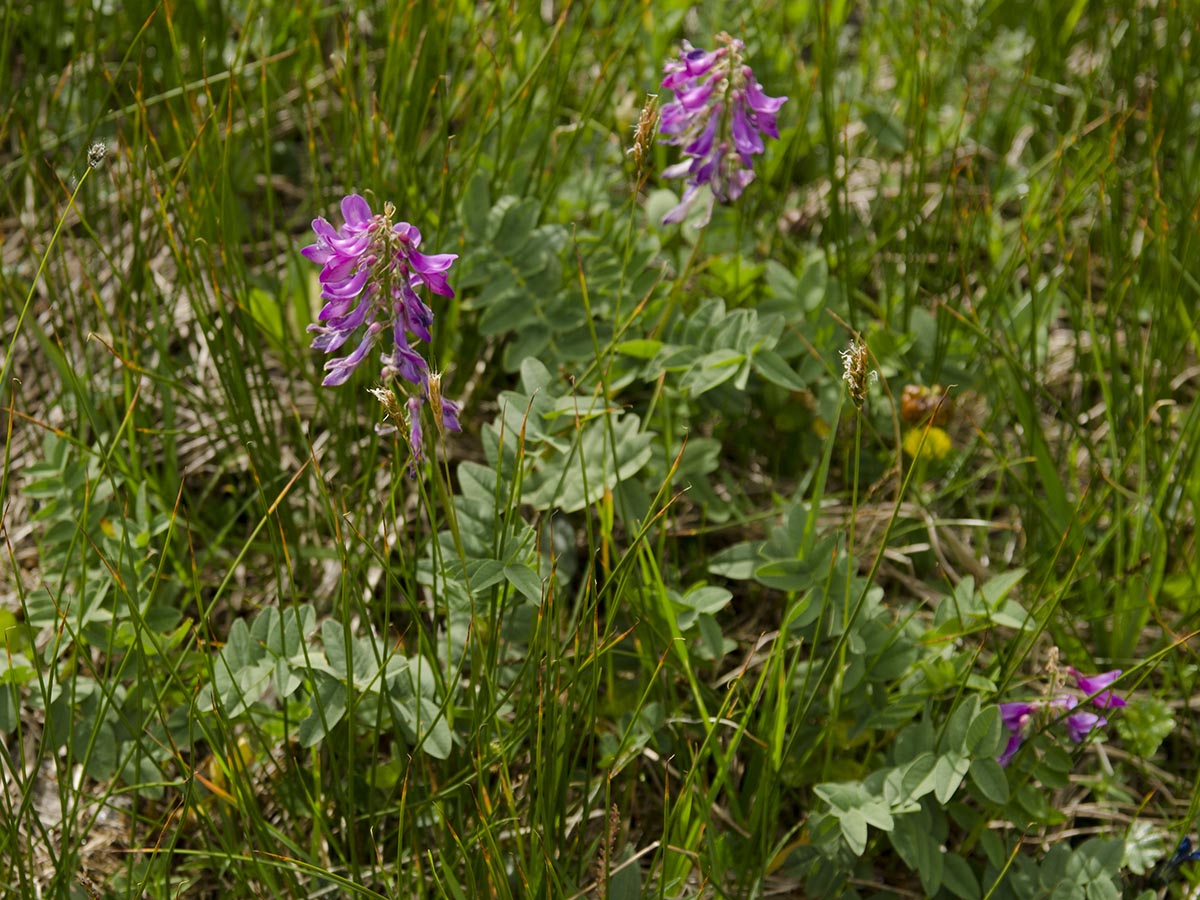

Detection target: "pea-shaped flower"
[302, 194, 462, 463]
[658, 33, 787, 225]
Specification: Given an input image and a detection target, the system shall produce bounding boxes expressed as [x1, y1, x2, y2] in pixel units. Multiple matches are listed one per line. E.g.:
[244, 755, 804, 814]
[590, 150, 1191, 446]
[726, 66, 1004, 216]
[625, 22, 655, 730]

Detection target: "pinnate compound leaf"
[815, 781, 894, 856]
[753, 348, 809, 391]
[681, 348, 746, 396]
[522, 412, 654, 512]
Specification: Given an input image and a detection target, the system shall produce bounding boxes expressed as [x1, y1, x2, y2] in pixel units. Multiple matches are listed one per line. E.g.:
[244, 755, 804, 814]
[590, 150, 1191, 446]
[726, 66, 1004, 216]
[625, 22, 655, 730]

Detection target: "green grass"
[2, 1, 1199, 898]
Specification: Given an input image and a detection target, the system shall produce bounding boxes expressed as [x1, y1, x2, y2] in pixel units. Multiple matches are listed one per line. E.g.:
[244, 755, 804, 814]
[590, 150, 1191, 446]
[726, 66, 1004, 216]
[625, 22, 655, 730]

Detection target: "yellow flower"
[903, 426, 952, 461]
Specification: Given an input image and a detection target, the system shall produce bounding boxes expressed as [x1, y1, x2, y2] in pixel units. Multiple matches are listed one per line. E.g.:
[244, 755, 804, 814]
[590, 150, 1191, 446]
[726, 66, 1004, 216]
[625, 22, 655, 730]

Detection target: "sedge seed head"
[840, 340, 875, 409]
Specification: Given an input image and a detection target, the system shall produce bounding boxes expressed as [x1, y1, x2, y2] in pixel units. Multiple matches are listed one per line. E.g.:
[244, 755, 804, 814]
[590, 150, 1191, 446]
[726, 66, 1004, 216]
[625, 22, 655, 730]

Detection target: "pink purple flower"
[1064, 710, 1107, 743]
[1068, 667, 1126, 709]
[999, 701, 1036, 732]
[658, 33, 787, 225]
[997, 733, 1024, 767]
[439, 397, 462, 433]
[997, 702, 1036, 765]
[995, 668, 1125, 766]
[405, 396, 423, 456]
[302, 194, 462, 464]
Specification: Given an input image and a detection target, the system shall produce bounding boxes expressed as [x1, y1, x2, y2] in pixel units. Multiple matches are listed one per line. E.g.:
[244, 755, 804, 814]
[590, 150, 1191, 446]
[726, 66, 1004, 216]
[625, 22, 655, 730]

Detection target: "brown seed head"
[628, 94, 659, 178]
[369, 386, 405, 430]
[840, 340, 875, 410]
[87, 142, 107, 169]
[428, 372, 446, 440]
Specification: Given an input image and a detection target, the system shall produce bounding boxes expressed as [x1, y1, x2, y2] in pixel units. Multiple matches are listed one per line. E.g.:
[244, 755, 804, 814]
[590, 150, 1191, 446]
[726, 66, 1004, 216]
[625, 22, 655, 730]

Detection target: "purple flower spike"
[1068, 667, 1126, 709]
[657, 33, 787, 225]
[301, 193, 465, 461]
